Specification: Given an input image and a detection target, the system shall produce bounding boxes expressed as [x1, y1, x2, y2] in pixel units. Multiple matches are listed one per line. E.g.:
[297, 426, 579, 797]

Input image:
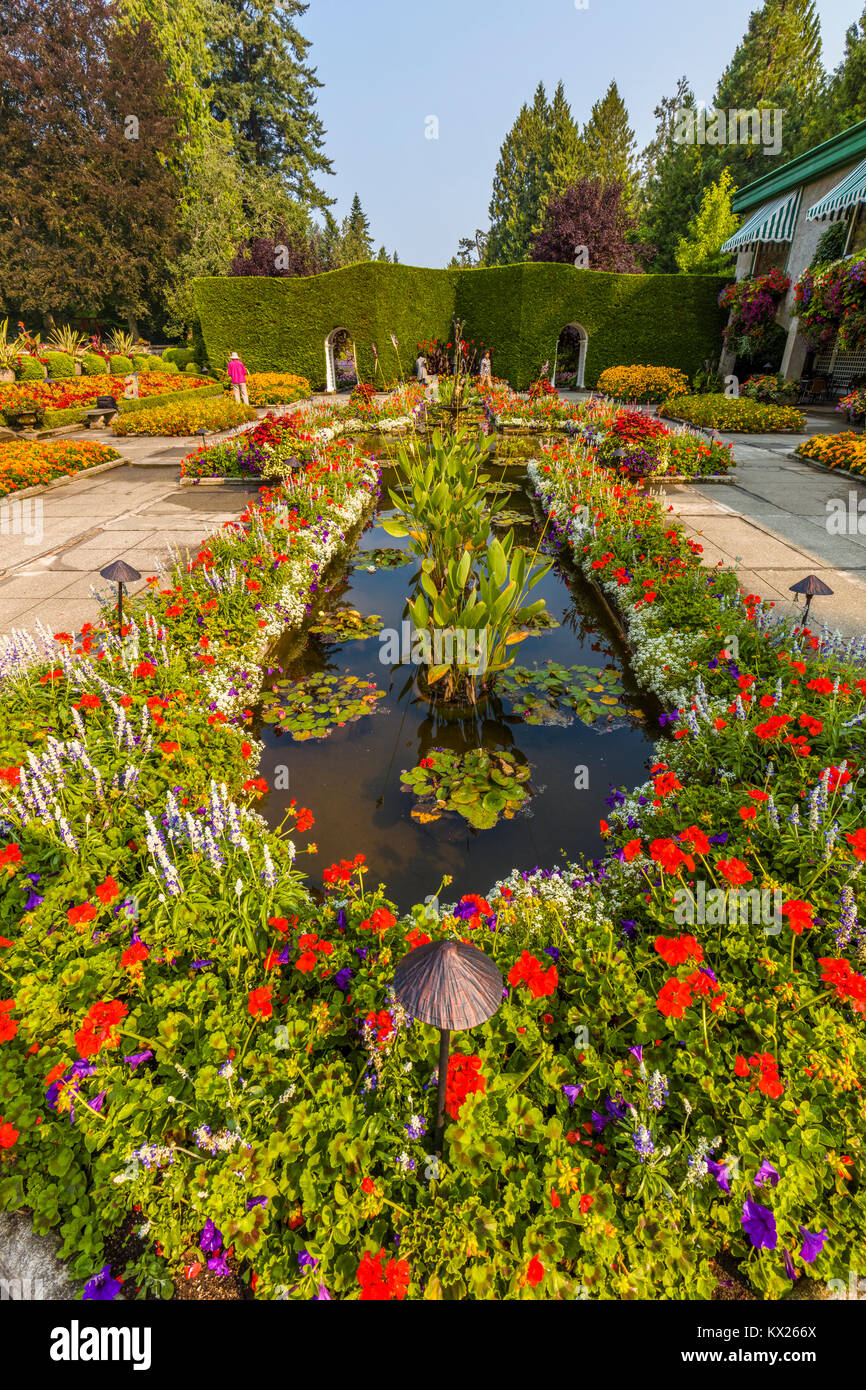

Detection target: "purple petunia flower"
[754, 1160, 780, 1188]
[562, 1084, 583, 1108]
[798, 1226, 828, 1263]
[543, 946, 560, 962]
[628, 1045, 644, 1065]
[620, 919, 638, 939]
[334, 967, 353, 993]
[83, 1265, 122, 1301]
[742, 1200, 777, 1251]
[200, 1218, 222, 1254]
[246, 1196, 268, 1212]
[707, 1158, 732, 1193]
[191, 959, 213, 970]
[124, 1050, 153, 1069]
[298, 1251, 319, 1270]
[24, 889, 44, 911]
[783, 1249, 798, 1283]
[208, 1252, 231, 1277]
[313, 1282, 332, 1300]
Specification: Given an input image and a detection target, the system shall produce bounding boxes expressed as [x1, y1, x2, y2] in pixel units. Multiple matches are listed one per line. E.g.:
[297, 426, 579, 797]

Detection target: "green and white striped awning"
[720, 189, 802, 254]
[806, 157, 866, 221]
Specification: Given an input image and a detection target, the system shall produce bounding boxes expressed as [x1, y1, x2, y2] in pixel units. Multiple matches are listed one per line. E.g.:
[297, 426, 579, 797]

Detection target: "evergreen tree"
[638, 78, 706, 272]
[0, 0, 181, 332]
[675, 169, 740, 273]
[207, 0, 334, 208]
[806, 6, 866, 143]
[376, 245, 389, 261]
[580, 82, 638, 211]
[338, 193, 373, 265]
[118, 0, 215, 174]
[712, 0, 824, 184]
[546, 81, 583, 199]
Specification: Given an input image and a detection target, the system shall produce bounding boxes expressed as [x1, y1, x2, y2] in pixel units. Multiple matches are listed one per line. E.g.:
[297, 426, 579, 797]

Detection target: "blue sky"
[301, 0, 863, 266]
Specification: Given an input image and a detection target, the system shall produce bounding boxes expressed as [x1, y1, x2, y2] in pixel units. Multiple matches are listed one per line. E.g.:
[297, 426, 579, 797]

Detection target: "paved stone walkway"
[666, 435, 866, 640]
[0, 464, 260, 638]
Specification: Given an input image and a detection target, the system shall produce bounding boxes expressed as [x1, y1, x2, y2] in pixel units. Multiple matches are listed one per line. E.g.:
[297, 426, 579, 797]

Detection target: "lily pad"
[499, 662, 632, 726]
[400, 747, 532, 829]
[308, 606, 384, 641]
[491, 508, 528, 527]
[261, 672, 386, 740]
[355, 547, 413, 570]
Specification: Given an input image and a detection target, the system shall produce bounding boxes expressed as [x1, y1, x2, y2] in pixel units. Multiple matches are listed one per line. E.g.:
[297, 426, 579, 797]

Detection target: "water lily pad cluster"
[491, 508, 529, 527]
[261, 673, 386, 740]
[400, 746, 532, 829]
[354, 547, 413, 571]
[308, 606, 384, 641]
[499, 662, 631, 725]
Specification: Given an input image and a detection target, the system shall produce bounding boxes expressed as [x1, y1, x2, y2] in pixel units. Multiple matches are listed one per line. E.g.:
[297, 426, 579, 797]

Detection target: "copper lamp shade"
[393, 938, 503, 1030]
[394, 938, 503, 1158]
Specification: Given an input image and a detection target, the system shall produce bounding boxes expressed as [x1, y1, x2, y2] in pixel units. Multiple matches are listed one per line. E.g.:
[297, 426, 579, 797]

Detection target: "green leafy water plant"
[400, 746, 532, 828]
[354, 547, 413, 570]
[261, 673, 386, 740]
[308, 606, 384, 641]
[499, 662, 631, 725]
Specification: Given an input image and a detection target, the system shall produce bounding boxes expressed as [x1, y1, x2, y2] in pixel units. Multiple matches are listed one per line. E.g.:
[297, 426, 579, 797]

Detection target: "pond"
[255, 445, 660, 909]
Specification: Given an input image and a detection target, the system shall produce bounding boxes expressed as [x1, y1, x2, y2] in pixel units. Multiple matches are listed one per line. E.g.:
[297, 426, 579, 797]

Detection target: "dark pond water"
[256, 445, 659, 909]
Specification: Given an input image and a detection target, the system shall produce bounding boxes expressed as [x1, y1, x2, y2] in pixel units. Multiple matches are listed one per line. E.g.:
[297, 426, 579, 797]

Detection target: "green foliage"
[195, 261, 728, 390]
[259, 672, 386, 740]
[580, 80, 639, 214]
[675, 170, 740, 275]
[162, 347, 197, 368]
[132, 355, 153, 371]
[658, 392, 805, 432]
[400, 747, 532, 828]
[810, 220, 849, 269]
[16, 356, 45, 381]
[43, 351, 75, 378]
[109, 355, 134, 374]
[79, 353, 108, 376]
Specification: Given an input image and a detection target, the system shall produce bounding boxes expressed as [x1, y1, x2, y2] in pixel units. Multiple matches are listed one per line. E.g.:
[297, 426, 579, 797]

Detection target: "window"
[847, 204, 866, 256]
[752, 240, 790, 276]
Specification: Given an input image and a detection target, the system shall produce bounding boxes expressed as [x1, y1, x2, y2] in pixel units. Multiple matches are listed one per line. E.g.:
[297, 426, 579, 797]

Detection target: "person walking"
[479, 350, 492, 384]
[415, 350, 429, 387]
[228, 351, 249, 404]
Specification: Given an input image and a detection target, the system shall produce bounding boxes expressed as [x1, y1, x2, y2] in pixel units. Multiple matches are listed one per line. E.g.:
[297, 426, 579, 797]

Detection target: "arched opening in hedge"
[555, 322, 588, 389]
[325, 327, 356, 394]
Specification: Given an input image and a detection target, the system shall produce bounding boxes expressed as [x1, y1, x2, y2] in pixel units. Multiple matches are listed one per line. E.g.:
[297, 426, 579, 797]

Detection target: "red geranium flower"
[248, 986, 273, 1019]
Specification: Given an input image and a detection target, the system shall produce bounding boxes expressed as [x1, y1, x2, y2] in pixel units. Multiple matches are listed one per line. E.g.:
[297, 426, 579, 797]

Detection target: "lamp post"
[100, 559, 142, 632]
[393, 938, 503, 1158]
[789, 574, 834, 625]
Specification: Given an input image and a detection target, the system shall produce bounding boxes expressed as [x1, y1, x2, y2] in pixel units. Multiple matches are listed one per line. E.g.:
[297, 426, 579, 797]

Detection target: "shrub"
[132, 355, 153, 372]
[184, 362, 202, 375]
[43, 351, 76, 379]
[80, 352, 108, 375]
[109, 355, 134, 375]
[111, 396, 256, 436]
[658, 393, 805, 433]
[245, 372, 311, 405]
[162, 347, 196, 369]
[796, 431, 866, 475]
[15, 355, 45, 381]
[596, 364, 690, 403]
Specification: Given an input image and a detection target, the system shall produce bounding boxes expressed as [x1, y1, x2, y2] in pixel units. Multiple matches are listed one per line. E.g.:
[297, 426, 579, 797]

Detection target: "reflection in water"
[256, 452, 660, 909]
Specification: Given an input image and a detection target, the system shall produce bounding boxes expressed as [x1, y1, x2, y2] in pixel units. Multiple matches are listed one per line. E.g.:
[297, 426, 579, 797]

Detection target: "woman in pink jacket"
[227, 352, 249, 404]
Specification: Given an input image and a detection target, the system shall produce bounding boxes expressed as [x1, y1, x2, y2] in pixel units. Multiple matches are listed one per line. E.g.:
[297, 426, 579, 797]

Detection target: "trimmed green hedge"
[80, 353, 108, 375]
[44, 352, 76, 378]
[116, 382, 223, 415]
[109, 355, 134, 374]
[16, 356, 45, 381]
[194, 262, 729, 390]
[162, 347, 197, 369]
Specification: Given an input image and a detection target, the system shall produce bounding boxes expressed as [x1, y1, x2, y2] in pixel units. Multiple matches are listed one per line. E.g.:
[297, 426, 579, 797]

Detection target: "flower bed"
[596, 364, 690, 404]
[658, 393, 805, 433]
[0, 440, 122, 498]
[180, 412, 308, 480]
[0, 423, 864, 1304]
[795, 432, 866, 475]
[245, 374, 311, 407]
[0, 373, 213, 425]
[111, 398, 257, 438]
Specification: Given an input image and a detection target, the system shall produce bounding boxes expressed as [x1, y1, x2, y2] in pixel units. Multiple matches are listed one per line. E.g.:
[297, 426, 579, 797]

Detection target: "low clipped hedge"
[40, 384, 222, 431]
[194, 262, 729, 391]
[658, 393, 806, 433]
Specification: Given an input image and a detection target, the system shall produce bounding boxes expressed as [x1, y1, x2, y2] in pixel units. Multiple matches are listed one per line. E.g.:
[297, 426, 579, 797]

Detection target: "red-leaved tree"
[529, 179, 654, 273]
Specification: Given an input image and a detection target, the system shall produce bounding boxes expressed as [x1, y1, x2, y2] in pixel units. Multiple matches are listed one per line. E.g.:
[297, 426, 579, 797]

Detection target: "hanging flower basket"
[718, 269, 790, 358]
[794, 251, 866, 354]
